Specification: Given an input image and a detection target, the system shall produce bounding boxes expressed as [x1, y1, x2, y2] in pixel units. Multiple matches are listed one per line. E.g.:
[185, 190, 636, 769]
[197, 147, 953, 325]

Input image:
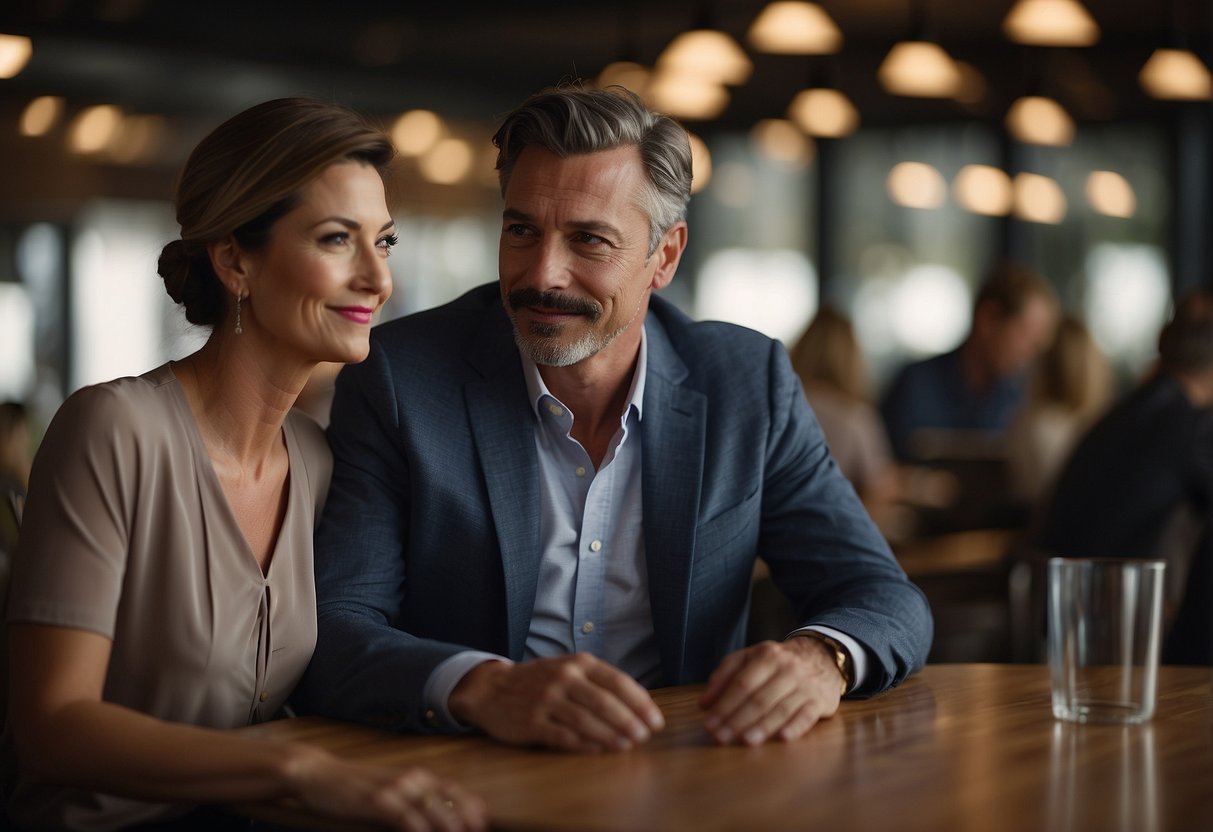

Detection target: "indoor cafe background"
[1, 1, 1210, 658]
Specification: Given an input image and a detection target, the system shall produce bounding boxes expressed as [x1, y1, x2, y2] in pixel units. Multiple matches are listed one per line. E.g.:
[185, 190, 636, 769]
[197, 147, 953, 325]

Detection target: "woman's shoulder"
[49, 364, 180, 441]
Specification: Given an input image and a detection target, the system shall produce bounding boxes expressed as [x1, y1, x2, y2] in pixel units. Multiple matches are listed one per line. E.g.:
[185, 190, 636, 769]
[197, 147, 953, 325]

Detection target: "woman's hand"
[287, 747, 487, 831]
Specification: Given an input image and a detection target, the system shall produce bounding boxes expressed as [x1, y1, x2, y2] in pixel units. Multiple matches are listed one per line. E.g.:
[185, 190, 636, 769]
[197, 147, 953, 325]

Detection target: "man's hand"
[698, 637, 844, 746]
[447, 654, 665, 753]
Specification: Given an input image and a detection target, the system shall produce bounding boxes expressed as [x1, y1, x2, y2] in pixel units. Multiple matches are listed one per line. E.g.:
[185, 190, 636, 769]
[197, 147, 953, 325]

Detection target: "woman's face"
[243, 161, 395, 365]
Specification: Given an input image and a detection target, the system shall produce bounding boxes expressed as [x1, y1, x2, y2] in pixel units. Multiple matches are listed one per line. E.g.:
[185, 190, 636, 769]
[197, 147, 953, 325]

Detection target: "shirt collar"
[521, 326, 648, 423]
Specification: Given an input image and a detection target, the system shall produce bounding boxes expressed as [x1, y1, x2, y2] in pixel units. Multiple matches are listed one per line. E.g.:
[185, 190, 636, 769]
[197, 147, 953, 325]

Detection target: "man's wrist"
[448, 659, 507, 726]
[790, 631, 851, 695]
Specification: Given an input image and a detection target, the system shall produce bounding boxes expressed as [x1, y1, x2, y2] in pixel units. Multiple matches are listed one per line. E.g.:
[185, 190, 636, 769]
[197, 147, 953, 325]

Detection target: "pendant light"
[1003, 0, 1100, 47]
[747, 2, 842, 55]
[877, 2, 962, 98]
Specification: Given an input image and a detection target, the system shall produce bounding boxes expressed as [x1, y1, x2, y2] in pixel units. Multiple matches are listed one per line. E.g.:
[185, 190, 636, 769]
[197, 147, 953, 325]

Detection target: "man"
[1038, 290, 1213, 665]
[298, 87, 931, 752]
[881, 263, 1058, 461]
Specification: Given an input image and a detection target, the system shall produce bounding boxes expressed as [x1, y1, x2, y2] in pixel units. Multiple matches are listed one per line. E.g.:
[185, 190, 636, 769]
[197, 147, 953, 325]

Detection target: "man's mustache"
[508, 288, 602, 320]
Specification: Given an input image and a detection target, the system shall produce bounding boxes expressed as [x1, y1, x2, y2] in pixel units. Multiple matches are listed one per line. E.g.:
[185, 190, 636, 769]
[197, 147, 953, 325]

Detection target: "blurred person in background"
[881, 263, 1059, 462]
[2, 98, 484, 832]
[0, 401, 32, 560]
[1037, 289, 1213, 665]
[788, 307, 900, 526]
[1006, 315, 1114, 507]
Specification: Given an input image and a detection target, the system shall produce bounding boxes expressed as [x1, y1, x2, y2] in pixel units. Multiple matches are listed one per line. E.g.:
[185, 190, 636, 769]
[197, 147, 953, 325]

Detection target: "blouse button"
[259, 692, 269, 702]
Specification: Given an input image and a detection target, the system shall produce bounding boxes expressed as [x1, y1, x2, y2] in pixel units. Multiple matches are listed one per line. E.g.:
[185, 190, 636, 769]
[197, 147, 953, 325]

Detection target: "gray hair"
[493, 86, 692, 255]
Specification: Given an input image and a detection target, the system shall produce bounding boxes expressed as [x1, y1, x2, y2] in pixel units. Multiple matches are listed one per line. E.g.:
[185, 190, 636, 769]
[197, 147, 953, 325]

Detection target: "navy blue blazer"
[298, 284, 932, 732]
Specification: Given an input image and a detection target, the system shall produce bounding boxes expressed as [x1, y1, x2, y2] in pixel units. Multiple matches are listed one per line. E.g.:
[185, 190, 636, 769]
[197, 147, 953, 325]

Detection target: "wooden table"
[241, 665, 1213, 831]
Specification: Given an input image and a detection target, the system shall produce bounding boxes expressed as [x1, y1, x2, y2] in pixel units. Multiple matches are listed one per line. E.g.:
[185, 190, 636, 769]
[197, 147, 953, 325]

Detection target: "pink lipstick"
[333, 306, 374, 324]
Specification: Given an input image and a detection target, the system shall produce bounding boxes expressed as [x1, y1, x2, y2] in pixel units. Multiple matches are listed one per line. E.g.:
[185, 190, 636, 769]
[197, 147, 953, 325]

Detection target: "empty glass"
[1047, 557, 1166, 725]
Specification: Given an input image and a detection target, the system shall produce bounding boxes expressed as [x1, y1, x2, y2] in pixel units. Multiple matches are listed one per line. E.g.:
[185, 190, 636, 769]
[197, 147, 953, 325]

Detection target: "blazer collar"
[464, 299, 542, 660]
[641, 311, 707, 685]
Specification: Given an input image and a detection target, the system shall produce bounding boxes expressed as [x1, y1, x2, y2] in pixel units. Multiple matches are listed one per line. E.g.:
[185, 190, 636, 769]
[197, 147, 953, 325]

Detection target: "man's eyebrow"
[568, 219, 624, 238]
[502, 208, 622, 238]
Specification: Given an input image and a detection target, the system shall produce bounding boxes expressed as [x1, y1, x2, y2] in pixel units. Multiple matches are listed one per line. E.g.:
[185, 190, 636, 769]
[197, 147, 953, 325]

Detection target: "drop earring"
[234, 292, 243, 335]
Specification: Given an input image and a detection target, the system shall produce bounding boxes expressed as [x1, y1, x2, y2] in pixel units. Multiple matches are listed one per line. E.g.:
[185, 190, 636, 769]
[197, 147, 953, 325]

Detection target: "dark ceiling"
[0, 1, 1210, 216]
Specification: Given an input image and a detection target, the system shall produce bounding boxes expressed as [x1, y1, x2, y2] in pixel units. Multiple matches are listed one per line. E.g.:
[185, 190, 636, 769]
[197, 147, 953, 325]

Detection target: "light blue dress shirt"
[522, 331, 661, 686]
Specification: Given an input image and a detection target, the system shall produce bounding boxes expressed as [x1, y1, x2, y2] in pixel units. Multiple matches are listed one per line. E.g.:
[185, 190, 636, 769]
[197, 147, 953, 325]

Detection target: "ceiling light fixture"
[750, 118, 815, 167]
[688, 132, 713, 193]
[0, 33, 32, 79]
[1139, 48, 1213, 101]
[19, 96, 64, 137]
[787, 86, 859, 138]
[595, 61, 652, 96]
[953, 165, 1014, 216]
[1006, 95, 1076, 145]
[1014, 172, 1067, 224]
[747, 2, 843, 55]
[419, 137, 473, 185]
[1003, 0, 1100, 47]
[68, 105, 123, 155]
[648, 70, 730, 120]
[392, 110, 444, 157]
[657, 23, 751, 86]
[887, 162, 948, 209]
[877, 3, 962, 99]
[879, 40, 963, 98]
[1086, 171, 1136, 218]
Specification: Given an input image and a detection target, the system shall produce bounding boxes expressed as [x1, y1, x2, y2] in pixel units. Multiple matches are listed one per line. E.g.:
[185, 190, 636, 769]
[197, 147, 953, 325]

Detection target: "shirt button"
[547, 403, 564, 417]
[589, 539, 602, 552]
[575, 466, 587, 477]
[259, 692, 269, 702]
[582, 621, 595, 634]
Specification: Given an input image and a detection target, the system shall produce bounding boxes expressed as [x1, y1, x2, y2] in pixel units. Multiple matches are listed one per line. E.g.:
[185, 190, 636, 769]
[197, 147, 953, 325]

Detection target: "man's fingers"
[698, 648, 747, 710]
[707, 667, 797, 744]
[702, 644, 782, 730]
[462, 654, 663, 752]
[700, 640, 843, 746]
[582, 659, 665, 732]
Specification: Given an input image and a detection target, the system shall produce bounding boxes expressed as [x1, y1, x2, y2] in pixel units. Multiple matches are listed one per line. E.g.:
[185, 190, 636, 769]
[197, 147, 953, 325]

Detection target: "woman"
[1006, 314, 1114, 506]
[3, 98, 485, 831]
[789, 307, 900, 520]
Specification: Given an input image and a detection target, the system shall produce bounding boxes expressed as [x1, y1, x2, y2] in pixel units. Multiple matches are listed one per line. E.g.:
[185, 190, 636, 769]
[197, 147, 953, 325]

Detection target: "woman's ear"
[207, 237, 251, 297]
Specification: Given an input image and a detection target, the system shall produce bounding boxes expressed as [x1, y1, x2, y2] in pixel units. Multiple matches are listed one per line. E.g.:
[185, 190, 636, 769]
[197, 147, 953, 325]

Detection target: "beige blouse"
[3, 363, 331, 831]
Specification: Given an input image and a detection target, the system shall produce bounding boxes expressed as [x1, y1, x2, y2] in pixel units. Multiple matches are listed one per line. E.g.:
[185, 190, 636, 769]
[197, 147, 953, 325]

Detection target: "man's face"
[498, 145, 679, 368]
[987, 294, 1057, 378]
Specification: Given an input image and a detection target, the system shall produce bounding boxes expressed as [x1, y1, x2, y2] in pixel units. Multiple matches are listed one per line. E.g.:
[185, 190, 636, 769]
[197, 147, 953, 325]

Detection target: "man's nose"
[525, 239, 572, 291]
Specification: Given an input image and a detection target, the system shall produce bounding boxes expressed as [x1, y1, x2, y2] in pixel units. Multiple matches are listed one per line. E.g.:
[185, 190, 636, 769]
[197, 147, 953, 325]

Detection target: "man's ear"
[207, 237, 251, 297]
[649, 221, 688, 292]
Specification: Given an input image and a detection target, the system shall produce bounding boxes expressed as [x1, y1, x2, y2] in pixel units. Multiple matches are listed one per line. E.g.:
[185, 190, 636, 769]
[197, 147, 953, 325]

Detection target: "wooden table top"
[241, 664, 1213, 831]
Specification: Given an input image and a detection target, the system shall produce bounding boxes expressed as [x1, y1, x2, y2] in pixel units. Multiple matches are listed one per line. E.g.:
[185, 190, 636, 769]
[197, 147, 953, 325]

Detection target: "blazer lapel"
[641, 315, 707, 685]
[464, 307, 542, 661]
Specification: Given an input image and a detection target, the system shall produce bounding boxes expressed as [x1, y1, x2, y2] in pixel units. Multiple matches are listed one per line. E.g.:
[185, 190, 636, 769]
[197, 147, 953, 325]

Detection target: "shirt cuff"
[786, 625, 868, 694]
[423, 651, 513, 730]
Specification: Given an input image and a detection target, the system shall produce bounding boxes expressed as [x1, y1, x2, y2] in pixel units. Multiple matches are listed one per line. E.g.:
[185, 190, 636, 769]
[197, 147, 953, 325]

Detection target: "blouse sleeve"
[6, 384, 142, 638]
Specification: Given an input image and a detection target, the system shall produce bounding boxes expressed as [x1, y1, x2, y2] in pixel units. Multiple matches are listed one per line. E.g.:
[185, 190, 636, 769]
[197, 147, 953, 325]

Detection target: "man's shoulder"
[648, 295, 776, 370]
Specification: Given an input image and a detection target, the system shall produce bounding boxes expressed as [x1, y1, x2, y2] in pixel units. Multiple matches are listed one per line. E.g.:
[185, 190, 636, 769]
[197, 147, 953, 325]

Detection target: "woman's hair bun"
[157, 239, 192, 304]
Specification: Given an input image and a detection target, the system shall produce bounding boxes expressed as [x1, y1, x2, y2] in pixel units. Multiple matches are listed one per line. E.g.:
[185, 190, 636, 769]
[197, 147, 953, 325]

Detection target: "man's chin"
[515, 330, 598, 368]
